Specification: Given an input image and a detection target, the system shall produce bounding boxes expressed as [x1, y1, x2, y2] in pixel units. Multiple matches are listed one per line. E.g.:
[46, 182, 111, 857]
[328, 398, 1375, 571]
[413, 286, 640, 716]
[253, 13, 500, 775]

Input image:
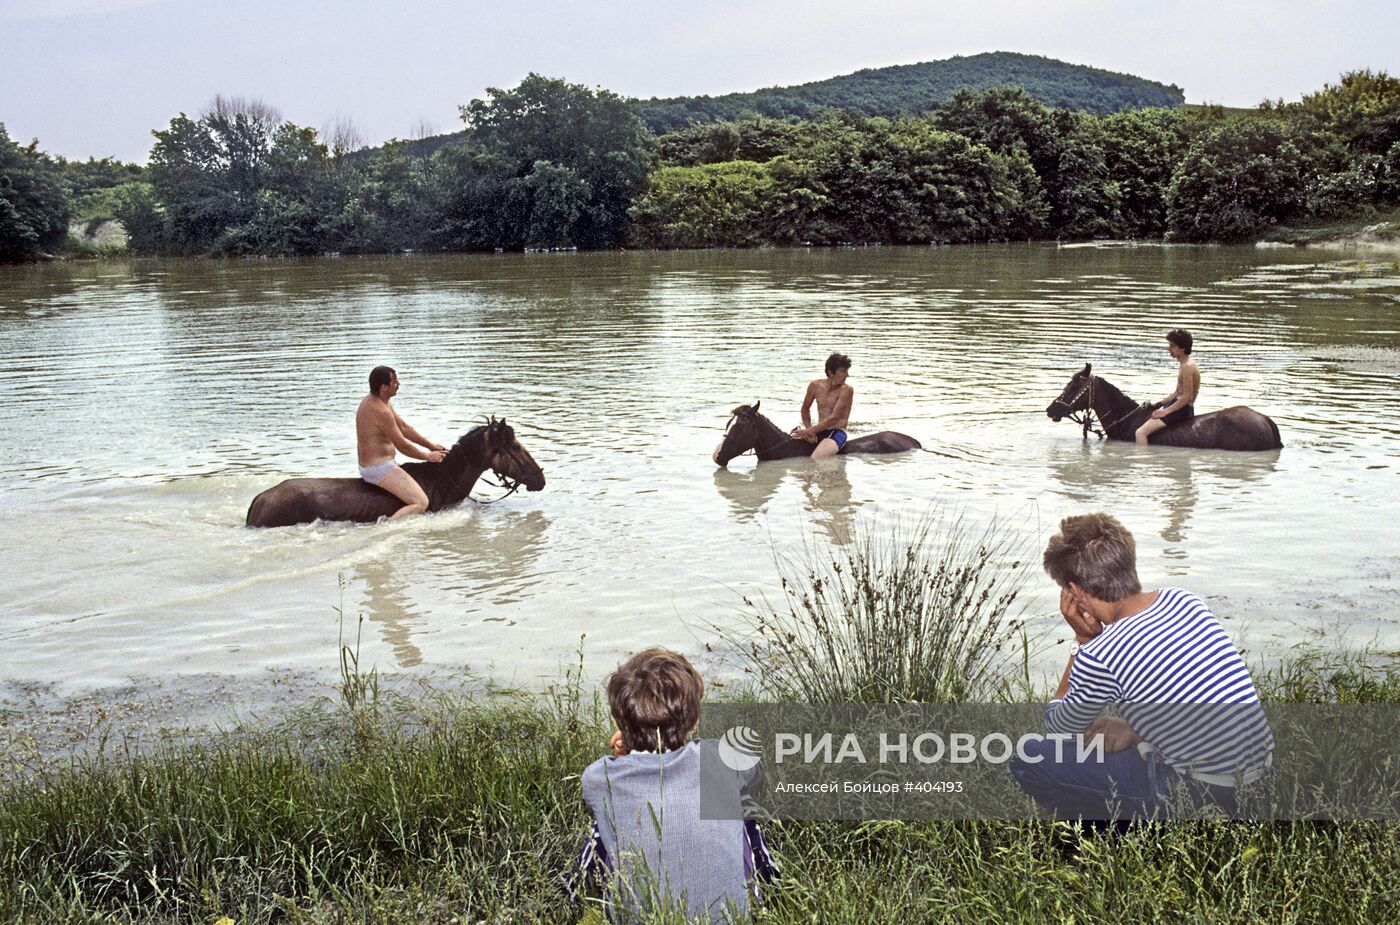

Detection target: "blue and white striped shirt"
[1045, 588, 1274, 781]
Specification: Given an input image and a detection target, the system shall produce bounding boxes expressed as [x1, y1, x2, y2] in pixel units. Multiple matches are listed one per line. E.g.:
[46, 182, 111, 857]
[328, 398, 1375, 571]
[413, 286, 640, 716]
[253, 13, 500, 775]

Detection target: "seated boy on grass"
[571, 647, 776, 923]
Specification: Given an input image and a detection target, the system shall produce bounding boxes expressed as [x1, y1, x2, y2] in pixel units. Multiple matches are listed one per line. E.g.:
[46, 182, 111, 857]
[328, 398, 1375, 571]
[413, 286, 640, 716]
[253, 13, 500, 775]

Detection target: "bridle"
[469, 465, 523, 505]
[448, 423, 529, 505]
[1050, 376, 1103, 439]
[1050, 375, 1149, 440]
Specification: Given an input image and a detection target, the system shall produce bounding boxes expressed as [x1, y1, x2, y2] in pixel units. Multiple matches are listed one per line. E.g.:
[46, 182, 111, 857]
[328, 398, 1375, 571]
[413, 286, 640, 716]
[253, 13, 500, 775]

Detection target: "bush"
[0, 123, 71, 262]
[716, 512, 1032, 703]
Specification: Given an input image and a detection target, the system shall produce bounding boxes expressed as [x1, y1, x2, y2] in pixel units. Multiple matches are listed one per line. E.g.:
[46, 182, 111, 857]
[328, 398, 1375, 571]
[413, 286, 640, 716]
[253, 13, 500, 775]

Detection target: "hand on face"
[1059, 587, 1103, 643]
[609, 729, 628, 757]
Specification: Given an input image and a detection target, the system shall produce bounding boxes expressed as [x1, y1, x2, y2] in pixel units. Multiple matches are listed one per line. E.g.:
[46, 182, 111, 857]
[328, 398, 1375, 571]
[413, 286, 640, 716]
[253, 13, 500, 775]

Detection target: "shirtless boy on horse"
[1136, 330, 1199, 446]
[792, 353, 854, 460]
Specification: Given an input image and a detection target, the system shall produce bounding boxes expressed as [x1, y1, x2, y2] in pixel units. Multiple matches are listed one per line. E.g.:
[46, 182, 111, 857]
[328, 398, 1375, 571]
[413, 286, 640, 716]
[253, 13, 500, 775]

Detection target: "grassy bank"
[1258, 206, 1400, 247]
[3, 525, 1398, 923]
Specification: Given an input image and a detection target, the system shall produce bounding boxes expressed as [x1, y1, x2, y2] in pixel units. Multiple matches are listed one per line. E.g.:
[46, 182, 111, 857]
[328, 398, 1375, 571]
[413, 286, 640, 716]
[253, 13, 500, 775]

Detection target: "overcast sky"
[3, 0, 1397, 163]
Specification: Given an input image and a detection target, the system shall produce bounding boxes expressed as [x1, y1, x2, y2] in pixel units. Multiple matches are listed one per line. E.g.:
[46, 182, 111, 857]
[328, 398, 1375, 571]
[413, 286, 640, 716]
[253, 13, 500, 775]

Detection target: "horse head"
[1046, 364, 1094, 422]
[483, 416, 546, 491]
[713, 401, 765, 467]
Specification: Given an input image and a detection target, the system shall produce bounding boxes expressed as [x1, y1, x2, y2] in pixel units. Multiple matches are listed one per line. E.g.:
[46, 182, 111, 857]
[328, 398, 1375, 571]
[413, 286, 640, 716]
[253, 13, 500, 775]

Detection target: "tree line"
[2, 70, 1398, 263]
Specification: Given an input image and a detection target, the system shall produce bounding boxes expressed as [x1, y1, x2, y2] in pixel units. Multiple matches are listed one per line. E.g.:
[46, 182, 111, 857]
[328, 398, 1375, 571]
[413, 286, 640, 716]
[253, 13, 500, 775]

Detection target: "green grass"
[1258, 206, 1400, 245]
[2, 520, 1398, 923]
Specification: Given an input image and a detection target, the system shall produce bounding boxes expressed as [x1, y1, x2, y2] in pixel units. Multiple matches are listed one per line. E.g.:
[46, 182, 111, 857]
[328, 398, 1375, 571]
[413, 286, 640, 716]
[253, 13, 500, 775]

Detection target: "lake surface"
[2, 245, 1398, 697]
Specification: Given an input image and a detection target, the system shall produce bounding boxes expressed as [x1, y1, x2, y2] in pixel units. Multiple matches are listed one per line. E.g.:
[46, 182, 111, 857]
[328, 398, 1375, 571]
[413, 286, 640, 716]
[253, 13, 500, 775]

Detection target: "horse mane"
[1093, 376, 1134, 408]
[1089, 376, 1149, 439]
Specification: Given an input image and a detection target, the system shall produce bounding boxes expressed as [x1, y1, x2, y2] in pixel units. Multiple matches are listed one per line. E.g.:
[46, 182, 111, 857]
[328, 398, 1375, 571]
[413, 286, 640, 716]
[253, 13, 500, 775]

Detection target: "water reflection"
[712, 459, 858, 544]
[1045, 441, 1279, 556]
[352, 555, 427, 668]
[351, 509, 552, 666]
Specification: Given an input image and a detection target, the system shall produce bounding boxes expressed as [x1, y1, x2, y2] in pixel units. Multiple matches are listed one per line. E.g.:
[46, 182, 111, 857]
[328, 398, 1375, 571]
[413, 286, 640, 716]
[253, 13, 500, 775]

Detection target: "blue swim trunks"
[817, 429, 848, 450]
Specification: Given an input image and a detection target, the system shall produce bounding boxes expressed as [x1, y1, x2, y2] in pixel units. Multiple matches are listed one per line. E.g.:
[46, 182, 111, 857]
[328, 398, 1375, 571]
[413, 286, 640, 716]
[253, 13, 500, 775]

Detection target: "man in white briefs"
[355, 365, 446, 519]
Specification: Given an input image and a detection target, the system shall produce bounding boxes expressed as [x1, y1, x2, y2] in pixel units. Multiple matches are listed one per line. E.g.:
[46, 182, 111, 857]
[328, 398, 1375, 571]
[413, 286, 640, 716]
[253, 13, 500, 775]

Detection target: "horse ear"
[753, 400, 760, 412]
[1083, 363, 1092, 376]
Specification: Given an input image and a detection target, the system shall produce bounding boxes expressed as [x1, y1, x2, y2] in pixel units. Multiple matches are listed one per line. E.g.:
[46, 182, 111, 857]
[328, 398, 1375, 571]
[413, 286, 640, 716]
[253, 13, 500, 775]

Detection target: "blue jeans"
[1009, 737, 1239, 821]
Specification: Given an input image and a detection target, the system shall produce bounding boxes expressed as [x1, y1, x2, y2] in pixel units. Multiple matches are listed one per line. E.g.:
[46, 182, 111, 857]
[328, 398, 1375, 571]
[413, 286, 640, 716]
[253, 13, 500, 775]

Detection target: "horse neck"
[431, 430, 490, 508]
[1090, 377, 1144, 439]
[751, 412, 796, 459]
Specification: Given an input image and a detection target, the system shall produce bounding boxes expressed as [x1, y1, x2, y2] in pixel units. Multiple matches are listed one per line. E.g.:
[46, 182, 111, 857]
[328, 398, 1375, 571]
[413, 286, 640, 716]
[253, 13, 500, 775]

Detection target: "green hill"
[635, 51, 1185, 132]
[384, 52, 1186, 159]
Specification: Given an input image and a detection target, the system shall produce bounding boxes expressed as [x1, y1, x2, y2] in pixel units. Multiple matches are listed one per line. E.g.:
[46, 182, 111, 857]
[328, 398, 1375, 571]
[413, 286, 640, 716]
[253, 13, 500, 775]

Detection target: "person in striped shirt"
[1009, 513, 1273, 821]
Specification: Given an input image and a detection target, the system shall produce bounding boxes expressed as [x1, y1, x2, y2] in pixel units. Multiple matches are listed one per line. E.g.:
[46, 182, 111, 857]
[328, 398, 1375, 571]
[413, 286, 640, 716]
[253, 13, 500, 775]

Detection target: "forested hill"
[634, 52, 1185, 132]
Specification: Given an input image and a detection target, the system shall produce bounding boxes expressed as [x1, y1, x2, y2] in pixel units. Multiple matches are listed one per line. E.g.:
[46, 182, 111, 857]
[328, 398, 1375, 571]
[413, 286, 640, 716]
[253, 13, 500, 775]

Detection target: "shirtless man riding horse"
[791, 352, 854, 460]
[356, 365, 447, 519]
[1136, 330, 1199, 445]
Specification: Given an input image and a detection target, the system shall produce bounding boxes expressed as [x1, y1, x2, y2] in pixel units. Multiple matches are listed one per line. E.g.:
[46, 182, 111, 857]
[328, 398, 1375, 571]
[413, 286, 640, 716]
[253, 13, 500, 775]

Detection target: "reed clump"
[718, 511, 1031, 703]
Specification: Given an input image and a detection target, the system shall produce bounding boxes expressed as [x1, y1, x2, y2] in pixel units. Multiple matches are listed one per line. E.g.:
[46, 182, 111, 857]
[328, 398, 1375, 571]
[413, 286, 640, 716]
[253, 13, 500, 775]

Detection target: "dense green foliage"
[642, 74, 1400, 247]
[630, 114, 1044, 247]
[634, 51, 1185, 132]
[7, 68, 1399, 260]
[0, 123, 72, 261]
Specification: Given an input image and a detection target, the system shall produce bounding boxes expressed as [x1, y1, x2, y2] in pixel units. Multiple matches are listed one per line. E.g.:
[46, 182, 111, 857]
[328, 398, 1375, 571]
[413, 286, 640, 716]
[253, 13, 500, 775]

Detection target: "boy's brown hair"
[606, 647, 704, 753]
[1042, 512, 1142, 602]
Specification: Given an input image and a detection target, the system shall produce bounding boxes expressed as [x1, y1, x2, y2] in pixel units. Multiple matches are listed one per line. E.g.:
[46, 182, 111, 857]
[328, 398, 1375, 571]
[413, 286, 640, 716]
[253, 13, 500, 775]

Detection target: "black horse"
[246, 418, 545, 527]
[713, 401, 921, 466]
[1047, 365, 1282, 451]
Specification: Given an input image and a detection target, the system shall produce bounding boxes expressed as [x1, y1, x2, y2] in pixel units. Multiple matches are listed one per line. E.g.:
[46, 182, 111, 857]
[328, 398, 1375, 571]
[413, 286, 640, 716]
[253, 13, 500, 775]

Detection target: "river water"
[1, 245, 1397, 698]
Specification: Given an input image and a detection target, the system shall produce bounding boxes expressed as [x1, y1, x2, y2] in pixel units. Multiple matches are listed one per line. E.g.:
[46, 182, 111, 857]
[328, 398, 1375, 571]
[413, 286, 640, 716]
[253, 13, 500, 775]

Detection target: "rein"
[468, 468, 523, 505]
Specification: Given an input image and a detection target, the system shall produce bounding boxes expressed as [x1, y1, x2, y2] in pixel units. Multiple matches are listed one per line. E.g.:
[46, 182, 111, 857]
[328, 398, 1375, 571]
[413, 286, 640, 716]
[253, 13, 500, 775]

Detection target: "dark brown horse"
[246, 418, 545, 528]
[713, 401, 921, 466]
[1047, 365, 1282, 451]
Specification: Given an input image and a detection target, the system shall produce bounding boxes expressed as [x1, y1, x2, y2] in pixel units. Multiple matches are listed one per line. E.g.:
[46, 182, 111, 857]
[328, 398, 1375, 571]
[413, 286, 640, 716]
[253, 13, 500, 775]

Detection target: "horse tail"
[1267, 415, 1283, 449]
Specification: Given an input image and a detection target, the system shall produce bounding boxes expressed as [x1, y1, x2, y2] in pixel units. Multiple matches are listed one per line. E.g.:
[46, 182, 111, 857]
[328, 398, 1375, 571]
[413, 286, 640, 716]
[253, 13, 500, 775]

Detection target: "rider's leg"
[812, 437, 841, 460]
[1135, 418, 1166, 446]
[375, 467, 430, 519]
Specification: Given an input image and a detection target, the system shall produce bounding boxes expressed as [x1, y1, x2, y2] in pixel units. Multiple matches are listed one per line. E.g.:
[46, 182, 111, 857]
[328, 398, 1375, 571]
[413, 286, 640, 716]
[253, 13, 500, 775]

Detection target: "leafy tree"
[1100, 108, 1188, 237]
[628, 161, 779, 247]
[1166, 117, 1312, 241]
[0, 123, 71, 262]
[111, 182, 169, 253]
[521, 160, 591, 248]
[1288, 70, 1400, 157]
[146, 98, 347, 255]
[461, 74, 651, 247]
[334, 141, 446, 253]
[932, 89, 1117, 237]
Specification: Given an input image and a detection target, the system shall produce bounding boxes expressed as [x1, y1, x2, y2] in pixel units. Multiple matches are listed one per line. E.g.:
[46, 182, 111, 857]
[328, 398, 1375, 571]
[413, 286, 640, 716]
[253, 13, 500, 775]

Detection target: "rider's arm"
[810, 388, 853, 431]
[380, 407, 436, 460]
[395, 410, 444, 451]
[799, 383, 816, 430]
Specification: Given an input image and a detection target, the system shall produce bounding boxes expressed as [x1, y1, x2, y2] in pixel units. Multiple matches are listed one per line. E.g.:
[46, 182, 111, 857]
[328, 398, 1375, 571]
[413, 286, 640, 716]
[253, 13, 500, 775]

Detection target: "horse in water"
[1046, 365, 1282, 451]
[713, 401, 921, 466]
[246, 418, 545, 527]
